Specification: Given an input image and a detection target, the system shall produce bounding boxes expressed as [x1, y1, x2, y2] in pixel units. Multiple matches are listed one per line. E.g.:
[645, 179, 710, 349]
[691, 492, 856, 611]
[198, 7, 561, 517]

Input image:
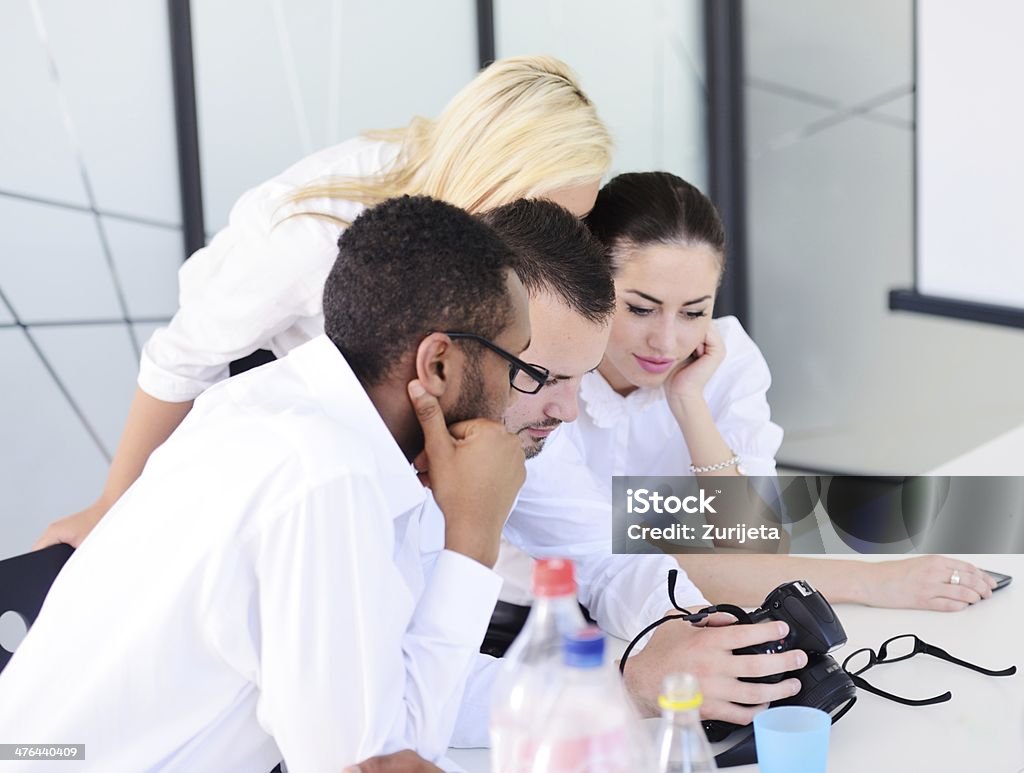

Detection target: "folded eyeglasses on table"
[842, 632, 1016, 707]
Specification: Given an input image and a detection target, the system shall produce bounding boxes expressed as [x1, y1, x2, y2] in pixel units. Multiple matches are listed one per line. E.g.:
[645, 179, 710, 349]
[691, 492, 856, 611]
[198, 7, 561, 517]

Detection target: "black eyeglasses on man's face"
[443, 332, 550, 395]
[842, 633, 1017, 707]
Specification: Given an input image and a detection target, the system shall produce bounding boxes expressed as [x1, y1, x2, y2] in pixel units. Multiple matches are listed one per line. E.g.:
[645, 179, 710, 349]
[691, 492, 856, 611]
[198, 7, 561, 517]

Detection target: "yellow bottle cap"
[658, 693, 703, 712]
[658, 673, 704, 712]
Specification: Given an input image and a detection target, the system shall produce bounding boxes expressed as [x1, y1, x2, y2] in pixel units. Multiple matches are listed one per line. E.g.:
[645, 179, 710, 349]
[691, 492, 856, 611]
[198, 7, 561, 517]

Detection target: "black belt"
[480, 600, 532, 658]
[480, 600, 595, 659]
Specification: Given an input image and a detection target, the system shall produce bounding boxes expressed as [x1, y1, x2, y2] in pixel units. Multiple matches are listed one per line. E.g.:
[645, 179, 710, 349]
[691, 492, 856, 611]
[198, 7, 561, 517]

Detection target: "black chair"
[0, 543, 74, 673]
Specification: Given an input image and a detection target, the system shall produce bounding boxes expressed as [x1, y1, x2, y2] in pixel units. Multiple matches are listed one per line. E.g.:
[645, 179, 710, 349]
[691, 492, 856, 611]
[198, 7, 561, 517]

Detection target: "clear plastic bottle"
[654, 673, 718, 772]
[490, 558, 588, 773]
[500, 557, 589, 666]
[527, 627, 651, 772]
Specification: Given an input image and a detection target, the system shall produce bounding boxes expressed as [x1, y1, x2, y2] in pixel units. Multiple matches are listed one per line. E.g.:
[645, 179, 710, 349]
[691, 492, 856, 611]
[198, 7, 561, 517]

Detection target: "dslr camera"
[704, 580, 857, 767]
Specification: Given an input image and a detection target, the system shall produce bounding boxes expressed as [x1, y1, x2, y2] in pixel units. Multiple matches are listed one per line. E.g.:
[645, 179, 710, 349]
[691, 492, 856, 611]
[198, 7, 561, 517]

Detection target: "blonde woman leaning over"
[36, 55, 612, 549]
[563, 171, 995, 612]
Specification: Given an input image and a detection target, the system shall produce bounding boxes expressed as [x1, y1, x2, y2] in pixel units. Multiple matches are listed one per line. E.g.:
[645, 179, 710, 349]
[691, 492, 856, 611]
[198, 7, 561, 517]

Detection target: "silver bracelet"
[689, 453, 741, 474]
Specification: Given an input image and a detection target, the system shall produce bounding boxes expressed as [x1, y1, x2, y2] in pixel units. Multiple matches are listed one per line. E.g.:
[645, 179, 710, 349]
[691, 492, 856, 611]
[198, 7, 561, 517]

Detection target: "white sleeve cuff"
[138, 337, 229, 402]
[411, 550, 502, 645]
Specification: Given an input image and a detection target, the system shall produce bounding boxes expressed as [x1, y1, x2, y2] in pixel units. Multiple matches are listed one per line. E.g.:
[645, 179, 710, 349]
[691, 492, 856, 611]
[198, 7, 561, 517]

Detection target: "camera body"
[737, 579, 847, 658]
[704, 579, 852, 743]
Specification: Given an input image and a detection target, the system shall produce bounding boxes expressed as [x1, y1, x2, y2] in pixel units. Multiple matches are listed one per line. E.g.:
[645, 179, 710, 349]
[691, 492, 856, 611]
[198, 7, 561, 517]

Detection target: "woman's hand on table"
[865, 556, 997, 611]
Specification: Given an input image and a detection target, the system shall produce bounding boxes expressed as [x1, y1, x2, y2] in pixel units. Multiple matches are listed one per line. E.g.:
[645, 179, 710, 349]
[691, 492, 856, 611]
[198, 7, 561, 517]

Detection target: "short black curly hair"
[324, 195, 520, 385]
[479, 199, 614, 324]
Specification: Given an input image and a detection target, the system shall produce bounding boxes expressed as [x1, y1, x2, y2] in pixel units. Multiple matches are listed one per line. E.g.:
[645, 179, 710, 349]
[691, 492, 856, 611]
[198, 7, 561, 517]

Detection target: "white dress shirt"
[0, 336, 500, 772]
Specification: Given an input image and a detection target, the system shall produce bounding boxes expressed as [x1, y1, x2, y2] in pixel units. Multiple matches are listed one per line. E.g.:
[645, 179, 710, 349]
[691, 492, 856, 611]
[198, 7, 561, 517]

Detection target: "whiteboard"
[917, 0, 1024, 309]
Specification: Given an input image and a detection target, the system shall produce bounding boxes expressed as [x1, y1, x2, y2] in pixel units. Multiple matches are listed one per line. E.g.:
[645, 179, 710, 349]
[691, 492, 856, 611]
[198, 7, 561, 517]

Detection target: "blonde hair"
[288, 56, 612, 220]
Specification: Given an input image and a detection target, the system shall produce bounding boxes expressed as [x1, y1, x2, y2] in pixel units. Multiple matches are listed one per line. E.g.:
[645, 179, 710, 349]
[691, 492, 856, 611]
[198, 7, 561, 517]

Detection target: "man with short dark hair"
[480, 199, 616, 460]
[0, 196, 532, 772]
[448, 199, 796, 745]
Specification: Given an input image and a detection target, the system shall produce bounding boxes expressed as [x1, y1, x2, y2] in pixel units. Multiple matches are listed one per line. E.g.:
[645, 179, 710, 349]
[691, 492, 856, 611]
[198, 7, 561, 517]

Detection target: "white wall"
[745, 0, 1024, 475]
[193, 0, 478, 234]
[1, 0, 182, 559]
[495, 0, 707, 190]
[917, 0, 1024, 308]
[1, 0, 481, 559]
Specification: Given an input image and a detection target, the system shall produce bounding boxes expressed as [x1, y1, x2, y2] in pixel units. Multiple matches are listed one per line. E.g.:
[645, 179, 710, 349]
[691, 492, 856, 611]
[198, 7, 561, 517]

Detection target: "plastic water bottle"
[527, 627, 651, 772]
[490, 558, 588, 772]
[655, 673, 718, 772]
[500, 557, 588, 666]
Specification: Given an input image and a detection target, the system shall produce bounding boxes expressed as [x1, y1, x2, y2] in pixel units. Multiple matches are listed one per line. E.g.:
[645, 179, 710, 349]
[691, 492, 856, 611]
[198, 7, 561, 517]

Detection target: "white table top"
[449, 554, 1024, 772]
[930, 423, 1024, 475]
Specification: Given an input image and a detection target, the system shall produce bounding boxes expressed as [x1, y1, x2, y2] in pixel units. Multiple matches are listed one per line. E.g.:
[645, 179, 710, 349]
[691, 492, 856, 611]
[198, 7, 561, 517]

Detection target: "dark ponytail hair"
[584, 172, 726, 275]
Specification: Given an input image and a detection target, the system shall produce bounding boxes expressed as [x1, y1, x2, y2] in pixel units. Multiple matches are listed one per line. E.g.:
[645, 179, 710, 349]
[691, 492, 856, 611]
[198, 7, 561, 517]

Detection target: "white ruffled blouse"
[555, 315, 784, 489]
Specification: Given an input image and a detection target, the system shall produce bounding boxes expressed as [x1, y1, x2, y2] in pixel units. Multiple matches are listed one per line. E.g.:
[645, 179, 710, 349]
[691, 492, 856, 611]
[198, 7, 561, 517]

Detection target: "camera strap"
[618, 570, 719, 674]
[618, 569, 752, 675]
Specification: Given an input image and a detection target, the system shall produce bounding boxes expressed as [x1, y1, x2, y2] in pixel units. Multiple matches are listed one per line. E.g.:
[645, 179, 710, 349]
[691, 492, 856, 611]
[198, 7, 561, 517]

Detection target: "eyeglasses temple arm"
[923, 643, 1018, 677]
[847, 672, 952, 706]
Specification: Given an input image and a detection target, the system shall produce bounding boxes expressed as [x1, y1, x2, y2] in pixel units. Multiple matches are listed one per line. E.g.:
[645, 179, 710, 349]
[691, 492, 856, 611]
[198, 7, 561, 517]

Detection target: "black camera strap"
[617, 570, 751, 676]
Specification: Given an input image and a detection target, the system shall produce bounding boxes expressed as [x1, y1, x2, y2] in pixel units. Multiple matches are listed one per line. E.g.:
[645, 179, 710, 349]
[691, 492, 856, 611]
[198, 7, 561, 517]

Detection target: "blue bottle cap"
[562, 625, 605, 668]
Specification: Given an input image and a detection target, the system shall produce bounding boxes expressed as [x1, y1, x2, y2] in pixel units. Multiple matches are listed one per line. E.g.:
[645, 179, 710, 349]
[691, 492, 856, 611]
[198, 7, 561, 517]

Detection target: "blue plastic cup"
[753, 706, 830, 773]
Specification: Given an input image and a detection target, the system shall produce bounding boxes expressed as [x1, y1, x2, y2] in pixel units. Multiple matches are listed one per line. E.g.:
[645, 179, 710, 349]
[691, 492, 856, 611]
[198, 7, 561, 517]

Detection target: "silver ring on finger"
[949, 569, 961, 585]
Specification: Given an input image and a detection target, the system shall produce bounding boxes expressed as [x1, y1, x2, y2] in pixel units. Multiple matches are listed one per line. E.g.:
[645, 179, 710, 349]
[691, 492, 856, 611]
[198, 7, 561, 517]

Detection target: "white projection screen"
[913, 0, 1024, 321]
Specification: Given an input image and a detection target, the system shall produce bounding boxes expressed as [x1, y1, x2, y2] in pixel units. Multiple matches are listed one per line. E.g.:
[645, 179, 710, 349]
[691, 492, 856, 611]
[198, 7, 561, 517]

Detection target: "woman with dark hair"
[566, 171, 996, 611]
[582, 171, 778, 479]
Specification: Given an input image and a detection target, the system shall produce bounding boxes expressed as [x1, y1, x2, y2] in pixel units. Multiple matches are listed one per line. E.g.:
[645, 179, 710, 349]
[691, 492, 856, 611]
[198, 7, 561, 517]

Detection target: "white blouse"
[138, 136, 398, 402]
[557, 315, 784, 488]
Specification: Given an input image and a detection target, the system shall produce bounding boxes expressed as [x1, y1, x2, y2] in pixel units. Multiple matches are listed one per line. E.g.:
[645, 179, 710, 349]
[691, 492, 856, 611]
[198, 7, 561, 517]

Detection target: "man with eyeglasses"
[436, 199, 806, 746]
[0, 196, 534, 772]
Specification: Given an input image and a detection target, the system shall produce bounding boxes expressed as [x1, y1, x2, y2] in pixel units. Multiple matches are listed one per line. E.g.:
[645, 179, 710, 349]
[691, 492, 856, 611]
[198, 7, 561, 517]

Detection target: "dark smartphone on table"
[983, 570, 1013, 591]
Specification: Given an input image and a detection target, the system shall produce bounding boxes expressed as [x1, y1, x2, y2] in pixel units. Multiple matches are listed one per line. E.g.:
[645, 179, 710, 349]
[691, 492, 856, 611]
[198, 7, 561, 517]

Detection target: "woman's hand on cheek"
[665, 324, 726, 406]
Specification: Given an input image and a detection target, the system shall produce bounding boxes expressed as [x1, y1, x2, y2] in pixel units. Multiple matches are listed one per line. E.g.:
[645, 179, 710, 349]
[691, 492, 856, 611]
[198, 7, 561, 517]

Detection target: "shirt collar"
[288, 335, 425, 518]
[579, 370, 664, 429]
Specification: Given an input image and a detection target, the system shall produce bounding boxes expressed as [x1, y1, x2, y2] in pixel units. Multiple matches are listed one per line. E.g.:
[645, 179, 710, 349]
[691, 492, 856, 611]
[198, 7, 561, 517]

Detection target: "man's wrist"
[618, 654, 658, 718]
[444, 532, 499, 568]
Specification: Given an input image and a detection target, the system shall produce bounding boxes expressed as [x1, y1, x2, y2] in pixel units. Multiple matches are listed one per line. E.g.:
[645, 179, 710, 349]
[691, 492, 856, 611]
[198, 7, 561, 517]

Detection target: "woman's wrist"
[668, 390, 710, 423]
[690, 453, 740, 474]
[835, 560, 873, 605]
